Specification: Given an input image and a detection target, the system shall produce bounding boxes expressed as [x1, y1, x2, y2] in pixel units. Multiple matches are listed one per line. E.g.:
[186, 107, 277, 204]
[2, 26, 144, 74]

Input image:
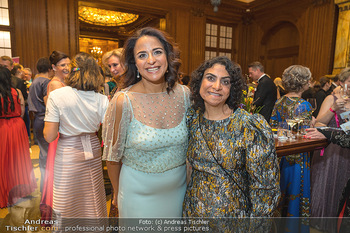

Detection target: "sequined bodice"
[123, 117, 187, 173]
[120, 85, 189, 173]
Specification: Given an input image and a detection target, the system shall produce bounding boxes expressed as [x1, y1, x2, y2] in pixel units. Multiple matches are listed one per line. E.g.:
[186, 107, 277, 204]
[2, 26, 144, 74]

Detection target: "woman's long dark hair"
[122, 27, 181, 93]
[0, 66, 18, 116]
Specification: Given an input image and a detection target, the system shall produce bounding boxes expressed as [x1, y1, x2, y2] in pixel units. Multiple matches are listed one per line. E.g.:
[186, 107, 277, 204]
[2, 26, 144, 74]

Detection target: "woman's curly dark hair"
[282, 65, 311, 93]
[122, 27, 181, 94]
[190, 56, 245, 113]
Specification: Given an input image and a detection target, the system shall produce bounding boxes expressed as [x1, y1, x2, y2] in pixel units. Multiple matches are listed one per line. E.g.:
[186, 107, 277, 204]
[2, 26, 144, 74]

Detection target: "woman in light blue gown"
[102, 27, 190, 218]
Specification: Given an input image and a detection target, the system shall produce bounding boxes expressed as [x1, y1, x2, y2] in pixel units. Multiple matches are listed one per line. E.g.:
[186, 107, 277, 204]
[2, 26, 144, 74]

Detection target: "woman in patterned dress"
[183, 56, 280, 229]
[270, 65, 313, 233]
[310, 67, 350, 233]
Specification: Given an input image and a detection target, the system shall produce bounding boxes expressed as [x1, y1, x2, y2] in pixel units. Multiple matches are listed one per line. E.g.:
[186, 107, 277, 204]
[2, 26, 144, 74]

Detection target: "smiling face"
[134, 35, 168, 84]
[200, 63, 231, 110]
[53, 57, 71, 79]
[108, 55, 124, 77]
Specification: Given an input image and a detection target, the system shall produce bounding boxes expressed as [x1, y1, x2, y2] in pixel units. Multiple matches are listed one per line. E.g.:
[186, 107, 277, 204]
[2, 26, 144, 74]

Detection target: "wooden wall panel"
[173, 9, 191, 75]
[297, 2, 336, 79]
[12, 0, 48, 72]
[12, 0, 78, 74]
[188, 14, 205, 73]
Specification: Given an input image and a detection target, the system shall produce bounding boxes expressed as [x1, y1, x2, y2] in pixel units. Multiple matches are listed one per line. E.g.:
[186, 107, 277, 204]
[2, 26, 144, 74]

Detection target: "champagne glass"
[285, 118, 297, 139]
[341, 84, 350, 110]
[294, 104, 306, 136]
[307, 98, 317, 114]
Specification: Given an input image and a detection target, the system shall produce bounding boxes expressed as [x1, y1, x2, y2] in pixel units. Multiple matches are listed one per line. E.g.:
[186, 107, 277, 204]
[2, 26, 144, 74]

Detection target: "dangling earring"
[137, 70, 140, 79]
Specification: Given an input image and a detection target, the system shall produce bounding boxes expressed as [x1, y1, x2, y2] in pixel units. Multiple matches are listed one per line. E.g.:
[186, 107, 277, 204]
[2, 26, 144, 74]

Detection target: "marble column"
[333, 0, 350, 74]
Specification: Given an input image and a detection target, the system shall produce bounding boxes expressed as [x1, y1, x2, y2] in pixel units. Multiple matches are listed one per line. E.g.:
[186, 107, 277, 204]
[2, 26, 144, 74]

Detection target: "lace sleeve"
[102, 90, 132, 162]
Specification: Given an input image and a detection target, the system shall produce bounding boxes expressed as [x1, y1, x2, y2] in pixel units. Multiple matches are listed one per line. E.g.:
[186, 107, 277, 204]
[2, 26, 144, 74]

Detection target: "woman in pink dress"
[40, 51, 70, 221]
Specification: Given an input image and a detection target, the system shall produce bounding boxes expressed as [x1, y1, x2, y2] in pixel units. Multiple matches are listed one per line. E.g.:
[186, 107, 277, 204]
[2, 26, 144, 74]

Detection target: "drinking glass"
[277, 121, 289, 141]
[285, 118, 297, 139]
[341, 84, 350, 110]
[301, 119, 311, 135]
[294, 104, 306, 136]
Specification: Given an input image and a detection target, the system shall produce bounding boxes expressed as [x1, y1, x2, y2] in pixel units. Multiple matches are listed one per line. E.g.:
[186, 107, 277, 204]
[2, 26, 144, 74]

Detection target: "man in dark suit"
[248, 61, 277, 123]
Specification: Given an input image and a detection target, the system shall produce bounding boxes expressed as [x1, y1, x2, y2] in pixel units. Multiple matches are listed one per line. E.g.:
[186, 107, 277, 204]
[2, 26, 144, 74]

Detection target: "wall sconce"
[211, 0, 222, 13]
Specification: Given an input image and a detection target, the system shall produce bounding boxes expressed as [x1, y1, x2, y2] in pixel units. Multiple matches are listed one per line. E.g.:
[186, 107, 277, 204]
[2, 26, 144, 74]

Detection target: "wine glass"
[307, 98, 317, 114]
[340, 84, 350, 110]
[294, 104, 306, 136]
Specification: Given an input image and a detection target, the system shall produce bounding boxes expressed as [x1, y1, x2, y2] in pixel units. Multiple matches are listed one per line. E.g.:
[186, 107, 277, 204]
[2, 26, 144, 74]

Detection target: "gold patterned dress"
[183, 107, 280, 220]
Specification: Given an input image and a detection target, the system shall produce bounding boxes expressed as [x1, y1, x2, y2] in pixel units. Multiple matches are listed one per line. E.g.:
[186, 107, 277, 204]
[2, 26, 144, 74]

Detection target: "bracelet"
[329, 107, 336, 113]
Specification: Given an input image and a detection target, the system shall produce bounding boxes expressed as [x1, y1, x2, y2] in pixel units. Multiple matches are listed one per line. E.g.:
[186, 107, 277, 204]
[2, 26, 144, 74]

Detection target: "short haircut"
[319, 76, 330, 88]
[0, 55, 13, 65]
[248, 61, 264, 73]
[36, 57, 51, 73]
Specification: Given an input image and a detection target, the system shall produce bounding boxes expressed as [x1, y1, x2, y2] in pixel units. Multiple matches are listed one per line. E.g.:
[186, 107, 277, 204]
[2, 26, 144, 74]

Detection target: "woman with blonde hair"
[44, 52, 109, 219]
[102, 48, 125, 98]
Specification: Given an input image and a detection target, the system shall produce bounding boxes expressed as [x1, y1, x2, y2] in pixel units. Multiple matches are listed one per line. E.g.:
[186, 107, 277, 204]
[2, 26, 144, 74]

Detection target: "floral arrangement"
[239, 86, 262, 114]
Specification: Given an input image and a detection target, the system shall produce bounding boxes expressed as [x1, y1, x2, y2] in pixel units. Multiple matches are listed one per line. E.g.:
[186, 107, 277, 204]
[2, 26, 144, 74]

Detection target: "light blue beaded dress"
[102, 84, 190, 218]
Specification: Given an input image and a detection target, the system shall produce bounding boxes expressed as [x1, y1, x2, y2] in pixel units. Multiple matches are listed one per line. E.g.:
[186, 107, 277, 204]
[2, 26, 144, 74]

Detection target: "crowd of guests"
[1, 26, 349, 232]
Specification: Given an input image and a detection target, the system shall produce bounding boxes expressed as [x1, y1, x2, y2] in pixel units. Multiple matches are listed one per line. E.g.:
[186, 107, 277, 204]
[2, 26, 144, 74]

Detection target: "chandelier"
[210, 0, 222, 12]
[78, 6, 139, 26]
[90, 46, 103, 60]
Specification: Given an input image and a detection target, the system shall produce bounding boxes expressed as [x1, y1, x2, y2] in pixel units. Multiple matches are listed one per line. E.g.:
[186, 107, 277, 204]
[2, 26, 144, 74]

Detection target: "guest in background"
[274, 77, 287, 99]
[311, 67, 350, 233]
[313, 76, 331, 118]
[270, 65, 313, 221]
[102, 48, 125, 99]
[0, 66, 36, 208]
[44, 52, 109, 218]
[183, 56, 279, 228]
[47, 51, 70, 98]
[23, 68, 33, 87]
[102, 27, 190, 218]
[179, 74, 190, 86]
[327, 74, 340, 95]
[28, 57, 52, 194]
[302, 79, 317, 100]
[39, 51, 70, 221]
[248, 61, 277, 122]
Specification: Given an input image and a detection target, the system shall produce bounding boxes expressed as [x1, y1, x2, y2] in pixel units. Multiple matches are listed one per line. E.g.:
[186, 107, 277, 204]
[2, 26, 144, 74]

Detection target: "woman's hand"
[304, 128, 326, 140]
[332, 97, 346, 111]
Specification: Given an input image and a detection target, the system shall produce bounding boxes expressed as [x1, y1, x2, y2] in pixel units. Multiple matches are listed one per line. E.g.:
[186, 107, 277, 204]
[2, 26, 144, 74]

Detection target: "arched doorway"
[261, 21, 299, 79]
